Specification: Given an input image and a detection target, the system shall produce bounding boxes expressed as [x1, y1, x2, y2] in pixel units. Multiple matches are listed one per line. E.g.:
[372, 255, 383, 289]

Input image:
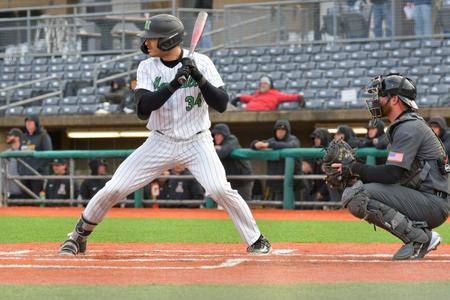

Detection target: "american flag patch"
[387, 152, 404, 163]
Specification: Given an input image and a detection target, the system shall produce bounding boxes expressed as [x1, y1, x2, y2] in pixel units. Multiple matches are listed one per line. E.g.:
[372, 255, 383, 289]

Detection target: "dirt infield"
[0, 242, 449, 285]
[0, 207, 360, 221]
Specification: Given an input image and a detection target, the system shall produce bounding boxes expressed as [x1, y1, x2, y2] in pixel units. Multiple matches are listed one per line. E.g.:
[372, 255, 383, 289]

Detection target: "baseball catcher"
[324, 73, 449, 260]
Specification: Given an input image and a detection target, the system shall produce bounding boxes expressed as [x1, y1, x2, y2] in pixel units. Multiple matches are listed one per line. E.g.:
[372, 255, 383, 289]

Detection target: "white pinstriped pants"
[83, 130, 261, 246]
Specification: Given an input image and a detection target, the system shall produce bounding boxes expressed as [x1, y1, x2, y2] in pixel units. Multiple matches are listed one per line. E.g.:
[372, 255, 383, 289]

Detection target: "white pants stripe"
[83, 131, 261, 246]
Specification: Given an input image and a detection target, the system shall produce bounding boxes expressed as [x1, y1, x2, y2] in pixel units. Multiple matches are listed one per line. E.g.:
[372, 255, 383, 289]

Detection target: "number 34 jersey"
[136, 50, 225, 139]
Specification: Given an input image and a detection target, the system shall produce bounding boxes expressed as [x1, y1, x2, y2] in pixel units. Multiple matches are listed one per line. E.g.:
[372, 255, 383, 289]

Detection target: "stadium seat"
[310, 79, 329, 88]
[435, 48, 450, 56]
[77, 87, 96, 96]
[305, 99, 323, 109]
[18, 58, 33, 66]
[79, 95, 98, 105]
[359, 59, 377, 68]
[346, 68, 366, 78]
[255, 55, 271, 64]
[348, 100, 365, 108]
[278, 101, 299, 110]
[17, 66, 32, 73]
[288, 79, 308, 89]
[61, 96, 79, 106]
[351, 78, 366, 89]
[432, 65, 450, 75]
[50, 58, 64, 65]
[241, 64, 257, 73]
[411, 66, 431, 76]
[413, 48, 432, 57]
[218, 57, 234, 65]
[304, 45, 321, 54]
[313, 53, 329, 62]
[303, 90, 317, 99]
[32, 81, 50, 91]
[43, 97, 59, 106]
[260, 64, 277, 72]
[403, 40, 421, 49]
[367, 67, 387, 77]
[325, 100, 347, 109]
[50, 65, 64, 72]
[274, 55, 291, 63]
[236, 57, 253, 64]
[269, 48, 285, 56]
[318, 61, 336, 70]
[317, 88, 338, 99]
[440, 95, 450, 106]
[430, 84, 450, 95]
[380, 58, 398, 68]
[423, 40, 441, 48]
[298, 62, 316, 71]
[325, 69, 345, 78]
[96, 55, 113, 63]
[274, 80, 288, 89]
[213, 49, 230, 57]
[79, 104, 99, 114]
[371, 50, 390, 59]
[2, 66, 16, 73]
[1, 74, 14, 81]
[230, 49, 248, 57]
[66, 56, 80, 64]
[34, 58, 48, 65]
[285, 71, 303, 80]
[33, 65, 48, 73]
[293, 54, 311, 63]
[331, 53, 349, 61]
[65, 64, 81, 72]
[222, 65, 239, 73]
[248, 48, 265, 56]
[422, 57, 442, 66]
[24, 106, 42, 115]
[401, 57, 420, 67]
[418, 95, 439, 107]
[60, 105, 80, 115]
[392, 49, 410, 58]
[279, 64, 298, 72]
[17, 74, 32, 81]
[416, 85, 429, 96]
[229, 82, 246, 91]
[81, 64, 95, 71]
[337, 60, 357, 69]
[12, 89, 32, 100]
[331, 78, 351, 88]
[442, 75, 450, 84]
[383, 41, 400, 50]
[270, 71, 284, 80]
[351, 51, 369, 60]
[41, 106, 60, 115]
[49, 81, 62, 90]
[245, 73, 264, 81]
[363, 43, 380, 51]
[324, 44, 341, 53]
[225, 73, 243, 82]
[343, 44, 361, 52]
[81, 71, 94, 81]
[5, 106, 24, 116]
[304, 70, 324, 79]
[286, 47, 303, 55]
[421, 75, 441, 85]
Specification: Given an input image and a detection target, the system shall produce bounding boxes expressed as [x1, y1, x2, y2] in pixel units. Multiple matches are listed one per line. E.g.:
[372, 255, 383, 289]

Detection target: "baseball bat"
[178, 11, 208, 85]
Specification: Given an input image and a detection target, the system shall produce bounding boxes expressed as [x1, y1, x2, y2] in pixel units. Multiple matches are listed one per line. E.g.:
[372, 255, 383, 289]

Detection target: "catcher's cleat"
[59, 239, 86, 256]
[247, 235, 272, 255]
[393, 231, 440, 260]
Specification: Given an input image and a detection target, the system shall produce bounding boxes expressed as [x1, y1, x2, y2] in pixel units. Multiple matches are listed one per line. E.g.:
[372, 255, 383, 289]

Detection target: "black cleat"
[59, 239, 86, 256]
[247, 235, 272, 255]
[393, 231, 441, 260]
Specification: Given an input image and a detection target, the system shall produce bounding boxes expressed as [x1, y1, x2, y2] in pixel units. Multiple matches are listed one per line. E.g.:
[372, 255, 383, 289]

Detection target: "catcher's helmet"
[366, 73, 417, 118]
[140, 14, 184, 52]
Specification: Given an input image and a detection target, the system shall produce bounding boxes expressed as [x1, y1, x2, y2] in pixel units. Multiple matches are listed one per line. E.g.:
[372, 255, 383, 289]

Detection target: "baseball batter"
[59, 14, 271, 255]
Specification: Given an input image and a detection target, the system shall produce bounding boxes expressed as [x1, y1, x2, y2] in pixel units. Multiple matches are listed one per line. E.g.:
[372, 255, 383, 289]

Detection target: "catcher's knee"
[342, 181, 370, 219]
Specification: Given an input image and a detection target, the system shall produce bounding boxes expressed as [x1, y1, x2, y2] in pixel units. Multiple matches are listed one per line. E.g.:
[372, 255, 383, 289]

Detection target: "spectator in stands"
[4, 128, 24, 199]
[429, 116, 450, 156]
[123, 78, 137, 114]
[102, 78, 130, 110]
[45, 158, 72, 202]
[302, 128, 332, 203]
[79, 159, 108, 201]
[231, 75, 304, 111]
[360, 119, 388, 164]
[371, 0, 392, 37]
[408, 0, 433, 36]
[19, 115, 53, 196]
[165, 164, 204, 202]
[251, 119, 302, 201]
[212, 123, 254, 200]
[334, 125, 361, 148]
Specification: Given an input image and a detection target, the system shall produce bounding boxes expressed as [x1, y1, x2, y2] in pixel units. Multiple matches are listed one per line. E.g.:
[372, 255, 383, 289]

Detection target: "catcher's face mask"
[365, 75, 387, 119]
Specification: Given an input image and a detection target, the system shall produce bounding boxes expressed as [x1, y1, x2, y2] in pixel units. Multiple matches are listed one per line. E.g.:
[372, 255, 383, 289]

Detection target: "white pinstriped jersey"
[136, 50, 224, 139]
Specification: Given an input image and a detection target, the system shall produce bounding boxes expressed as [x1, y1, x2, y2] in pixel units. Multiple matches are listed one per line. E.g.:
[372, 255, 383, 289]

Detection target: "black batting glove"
[169, 65, 191, 93]
[181, 57, 206, 86]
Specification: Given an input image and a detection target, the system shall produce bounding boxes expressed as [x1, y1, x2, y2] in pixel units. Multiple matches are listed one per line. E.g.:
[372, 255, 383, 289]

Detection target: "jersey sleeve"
[386, 124, 421, 170]
[196, 54, 224, 88]
[135, 60, 154, 91]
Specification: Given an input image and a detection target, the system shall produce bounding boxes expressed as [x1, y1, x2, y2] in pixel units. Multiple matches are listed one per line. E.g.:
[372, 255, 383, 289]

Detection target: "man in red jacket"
[231, 76, 304, 111]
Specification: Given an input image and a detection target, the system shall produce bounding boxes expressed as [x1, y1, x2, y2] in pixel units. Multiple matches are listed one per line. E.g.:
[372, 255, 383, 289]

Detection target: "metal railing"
[0, 147, 387, 209]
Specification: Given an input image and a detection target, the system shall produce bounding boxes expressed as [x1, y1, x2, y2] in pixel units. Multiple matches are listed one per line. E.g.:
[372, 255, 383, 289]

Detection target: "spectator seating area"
[1, 38, 450, 115]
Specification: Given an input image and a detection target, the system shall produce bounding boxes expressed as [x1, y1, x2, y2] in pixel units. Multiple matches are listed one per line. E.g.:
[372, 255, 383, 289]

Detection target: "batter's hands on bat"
[169, 65, 191, 92]
[181, 57, 206, 85]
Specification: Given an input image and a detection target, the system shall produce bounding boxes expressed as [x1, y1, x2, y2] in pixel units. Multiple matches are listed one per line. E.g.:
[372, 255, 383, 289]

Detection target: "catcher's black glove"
[322, 139, 357, 189]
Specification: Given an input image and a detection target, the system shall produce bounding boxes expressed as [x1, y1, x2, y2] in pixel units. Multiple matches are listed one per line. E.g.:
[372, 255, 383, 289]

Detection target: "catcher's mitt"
[322, 139, 357, 189]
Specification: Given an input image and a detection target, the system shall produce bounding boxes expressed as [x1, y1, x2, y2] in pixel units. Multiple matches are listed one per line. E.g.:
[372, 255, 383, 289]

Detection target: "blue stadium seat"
[432, 65, 450, 75]
[363, 43, 380, 51]
[17, 74, 32, 81]
[439, 95, 450, 106]
[274, 55, 291, 63]
[79, 104, 99, 114]
[33, 65, 48, 73]
[236, 57, 253, 64]
[5, 106, 24, 116]
[380, 58, 398, 68]
[288, 79, 308, 89]
[66, 56, 80, 64]
[367, 67, 387, 77]
[218, 57, 234, 65]
[351, 51, 369, 60]
[303, 90, 317, 99]
[65, 64, 81, 72]
[304, 70, 323, 79]
[274, 80, 288, 89]
[81, 64, 95, 71]
[18, 58, 33, 66]
[324, 44, 341, 53]
[213, 49, 230, 57]
[421, 75, 441, 85]
[318, 61, 336, 70]
[229, 82, 246, 91]
[331, 53, 349, 61]
[230, 49, 248, 57]
[60, 105, 80, 115]
[260, 64, 277, 72]
[310, 79, 329, 88]
[392, 49, 410, 58]
[403, 40, 421, 49]
[331, 78, 351, 88]
[293, 54, 311, 63]
[418, 95, 439, 107]
[304, 45, 321, 54]
[305, 99, 323, 109]
[12, 89, 32, 100]
[49, 81, 62, 90]
[222, 65, 239, 73]
[270, 71, 284, 80]
[337, 60, 357, 69]
[279, 64, 298, 72]
[2, 66, 16, 73]
[442, 75, 450, 84]
[346, 68, 366, 78]
[1, 74, 14, 81]
[61, 96, 79, 106]
[343, 44, 361, 52]
[245, 73, 264, 81]
[435, 48, 450, 56]
[82, 71, 94, 81]
[430, 84, 450, 95]
[317, 88, 339, 99]
[286, 71, 303, 79]
[371, 50, 390, 59]
[278, 101, 299, 110]
[411, 66, 431, 76]
[298, 62, 316, 70]
[34, 58, 48, 65]
[313, 53, 329, 62]
[241, 64, 257, 72]
[225, 73, 243, 82]
[286, 47, 303, 55]
[50, 65, 64, 72]
[43, 97, 59, 106]
[401, 57, 420, 67]
[17, 66, 32, 73]
[32, 81, 50, 91]
[423, 40, 441, 48]
[350, 77, 366, 89]
[325, 69, 345, 78]
[325, 100, 347, 109]
[24, 106, 42, 115]
[383, 41, 400, 50]
[248, 48, 265, 56]
[269, 48, 285, 56]
[96, 55, 113, 63]
[64, 71, 82, 80]
[416, 85, 429, 95]
[359, 59, 377, 68]
[79, 95, 98, 105]
[78, 87, 96, 96]
[413, 48, 433, 57]
[50, 57, 64, 65]
[96, 86, 110, 96]
[255, 55, 271, 64]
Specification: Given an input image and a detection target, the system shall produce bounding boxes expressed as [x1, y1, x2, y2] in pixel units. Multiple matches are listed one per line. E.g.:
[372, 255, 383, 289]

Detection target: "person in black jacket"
[212, 123, 254, 200]
[164, 164, 204, 205]
[360, 119, 388, 165]
[45, 158, 72, 204]
[251, 119, 302, 201]
[19, 115, 53, 196]
[334, 125, 361, 148]
[79, 159, 108, 202]
[429, 116, 450, 157]
[302, 128, 332, 203]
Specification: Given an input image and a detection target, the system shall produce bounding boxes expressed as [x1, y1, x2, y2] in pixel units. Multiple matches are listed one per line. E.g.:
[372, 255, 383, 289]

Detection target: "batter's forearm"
[199, 83, 229, 113]
[135, 88, 173, 119]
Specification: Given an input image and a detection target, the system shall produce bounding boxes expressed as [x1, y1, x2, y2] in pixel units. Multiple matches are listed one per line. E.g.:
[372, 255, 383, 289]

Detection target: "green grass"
[1, 216, 449, 244]
[1, 282, 450, 300]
